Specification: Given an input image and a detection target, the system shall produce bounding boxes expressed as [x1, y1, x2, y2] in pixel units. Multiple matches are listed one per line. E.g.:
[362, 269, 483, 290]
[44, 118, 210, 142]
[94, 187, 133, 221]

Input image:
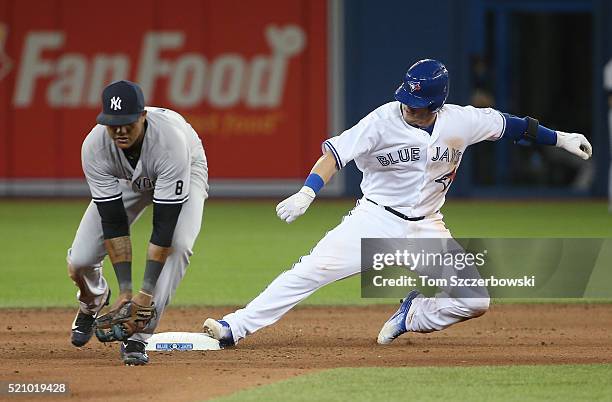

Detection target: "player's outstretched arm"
[276, 151, 339, 223]
[502, 114, 593, 160]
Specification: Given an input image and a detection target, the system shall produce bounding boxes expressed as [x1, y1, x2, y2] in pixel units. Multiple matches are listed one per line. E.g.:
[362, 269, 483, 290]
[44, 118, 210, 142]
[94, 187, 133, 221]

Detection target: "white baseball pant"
[223, 199, 489, 343]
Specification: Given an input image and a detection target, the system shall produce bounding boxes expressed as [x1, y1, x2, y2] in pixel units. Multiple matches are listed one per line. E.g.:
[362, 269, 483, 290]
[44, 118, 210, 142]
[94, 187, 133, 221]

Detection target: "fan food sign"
[0, 0, 328, 179]
[12, 26, 305, 110]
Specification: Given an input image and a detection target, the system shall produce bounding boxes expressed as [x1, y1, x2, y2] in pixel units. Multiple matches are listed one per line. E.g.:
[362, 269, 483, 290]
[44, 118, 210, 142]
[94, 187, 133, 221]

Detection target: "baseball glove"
[94, 301, 156, 342]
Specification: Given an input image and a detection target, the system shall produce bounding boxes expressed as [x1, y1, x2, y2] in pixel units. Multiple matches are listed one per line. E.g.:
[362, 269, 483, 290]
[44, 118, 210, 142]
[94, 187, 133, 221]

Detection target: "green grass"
[211, 364, 612, 402]
[1, 200, 611, 307]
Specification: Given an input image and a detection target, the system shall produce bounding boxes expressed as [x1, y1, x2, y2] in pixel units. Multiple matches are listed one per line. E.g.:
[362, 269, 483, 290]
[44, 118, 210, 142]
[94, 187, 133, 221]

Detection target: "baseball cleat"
[377, 290, 421, 345]
[203, 318, 235, 347]
[120, 340, 149, 366]
[71, 288, 111, 347]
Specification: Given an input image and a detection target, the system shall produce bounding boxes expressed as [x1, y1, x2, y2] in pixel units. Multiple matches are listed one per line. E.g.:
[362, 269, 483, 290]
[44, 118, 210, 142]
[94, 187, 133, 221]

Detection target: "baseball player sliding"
[203, 59, 592, 347]
[68, 80, 208, 365]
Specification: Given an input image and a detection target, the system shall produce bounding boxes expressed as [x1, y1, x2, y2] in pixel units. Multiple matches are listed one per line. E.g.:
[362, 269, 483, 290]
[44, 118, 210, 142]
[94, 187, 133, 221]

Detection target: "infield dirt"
[1, 304, 611, 401]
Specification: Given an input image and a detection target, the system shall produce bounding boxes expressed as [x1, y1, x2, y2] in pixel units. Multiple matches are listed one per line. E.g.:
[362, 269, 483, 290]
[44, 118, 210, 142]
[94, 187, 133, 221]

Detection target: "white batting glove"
[555, 131, 593, 160]
[276, 186, 316, 223]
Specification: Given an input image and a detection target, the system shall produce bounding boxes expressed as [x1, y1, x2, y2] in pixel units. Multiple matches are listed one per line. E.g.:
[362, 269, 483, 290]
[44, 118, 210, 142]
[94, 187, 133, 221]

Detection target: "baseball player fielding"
[68, 80, 208, 365]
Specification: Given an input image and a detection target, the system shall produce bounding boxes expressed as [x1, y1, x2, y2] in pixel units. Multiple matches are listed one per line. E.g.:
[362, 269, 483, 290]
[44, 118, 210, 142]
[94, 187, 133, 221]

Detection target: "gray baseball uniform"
[67, 106, 208, 343]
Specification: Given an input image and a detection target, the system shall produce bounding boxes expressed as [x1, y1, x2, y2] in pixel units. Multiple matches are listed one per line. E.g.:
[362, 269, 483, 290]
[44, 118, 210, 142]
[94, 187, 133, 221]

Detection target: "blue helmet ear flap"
[394, 59, 449, 112]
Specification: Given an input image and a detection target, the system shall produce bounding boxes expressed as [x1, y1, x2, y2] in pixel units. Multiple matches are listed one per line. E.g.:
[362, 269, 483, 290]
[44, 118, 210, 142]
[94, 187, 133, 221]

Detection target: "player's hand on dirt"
[276, 186, 315, 223]
[555, 131, 592, 160]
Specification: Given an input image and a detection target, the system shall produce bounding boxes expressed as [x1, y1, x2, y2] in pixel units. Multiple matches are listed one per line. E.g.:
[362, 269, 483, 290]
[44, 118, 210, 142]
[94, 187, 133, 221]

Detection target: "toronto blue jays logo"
[408, 81, 421, 92]
[434, 168, 457, 191]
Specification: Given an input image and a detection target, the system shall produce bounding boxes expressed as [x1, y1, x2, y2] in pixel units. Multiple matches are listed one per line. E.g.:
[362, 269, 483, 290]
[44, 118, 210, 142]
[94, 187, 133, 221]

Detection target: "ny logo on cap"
[110, 96, 122, 111]
[408, 82, 421, 92]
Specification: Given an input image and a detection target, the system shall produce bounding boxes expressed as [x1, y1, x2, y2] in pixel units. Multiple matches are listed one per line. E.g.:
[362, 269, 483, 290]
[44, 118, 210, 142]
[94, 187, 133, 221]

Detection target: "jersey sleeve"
[322, 118, 376, 169]
[81, 137, 121, 203]
[464, 106, 506, 145]
[153, 136, 191, 205]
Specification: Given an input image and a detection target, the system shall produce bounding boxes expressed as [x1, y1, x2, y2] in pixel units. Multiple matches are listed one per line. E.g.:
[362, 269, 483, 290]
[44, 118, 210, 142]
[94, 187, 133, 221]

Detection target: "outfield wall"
[0, 0, 343, 197]
[0, 0, 609, 198]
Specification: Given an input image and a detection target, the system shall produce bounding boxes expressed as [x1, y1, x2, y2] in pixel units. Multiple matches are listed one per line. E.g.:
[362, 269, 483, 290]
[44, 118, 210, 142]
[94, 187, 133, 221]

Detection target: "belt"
[365, 198, 425, 221]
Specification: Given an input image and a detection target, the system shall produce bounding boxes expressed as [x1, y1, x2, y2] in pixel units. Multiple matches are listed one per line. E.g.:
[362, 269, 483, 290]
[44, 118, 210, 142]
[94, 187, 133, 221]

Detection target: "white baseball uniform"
[67, 107, 208, 343]
[223, 101, 503, 342]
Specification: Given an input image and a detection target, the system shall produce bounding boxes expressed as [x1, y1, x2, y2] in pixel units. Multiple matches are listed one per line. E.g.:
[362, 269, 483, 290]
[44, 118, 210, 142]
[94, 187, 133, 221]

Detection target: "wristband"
[112, 261, 132, 293]
[537, 125, 557, 146]
[304, 173, 324, 194]
[142, 260, 164, 294]
[502, 113, 557, 145]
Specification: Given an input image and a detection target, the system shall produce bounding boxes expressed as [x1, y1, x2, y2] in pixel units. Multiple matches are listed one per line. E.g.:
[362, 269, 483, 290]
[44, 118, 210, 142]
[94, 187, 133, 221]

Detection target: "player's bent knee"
[66, 247, 100, 271]
[466, 297, 490, 317]
[67, 256, 97, 272]
[67, 255, 103, 278]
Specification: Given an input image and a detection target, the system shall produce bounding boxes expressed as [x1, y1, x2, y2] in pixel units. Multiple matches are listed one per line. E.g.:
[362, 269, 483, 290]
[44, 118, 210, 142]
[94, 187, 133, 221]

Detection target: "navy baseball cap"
[96, 80, 145, 126]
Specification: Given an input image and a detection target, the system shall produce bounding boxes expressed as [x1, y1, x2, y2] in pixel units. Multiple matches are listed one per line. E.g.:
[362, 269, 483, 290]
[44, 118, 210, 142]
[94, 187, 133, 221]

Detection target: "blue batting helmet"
[394, 59, 449, 112]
